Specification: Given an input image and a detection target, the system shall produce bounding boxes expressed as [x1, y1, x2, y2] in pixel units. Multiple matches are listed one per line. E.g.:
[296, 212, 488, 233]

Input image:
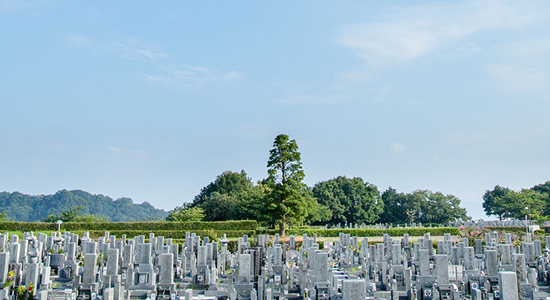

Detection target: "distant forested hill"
[0, 190, 169, 222]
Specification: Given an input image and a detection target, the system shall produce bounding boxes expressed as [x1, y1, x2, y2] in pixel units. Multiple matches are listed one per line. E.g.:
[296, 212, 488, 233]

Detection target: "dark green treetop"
[312, 176, 382, 225]
[263, 134, 308, 236]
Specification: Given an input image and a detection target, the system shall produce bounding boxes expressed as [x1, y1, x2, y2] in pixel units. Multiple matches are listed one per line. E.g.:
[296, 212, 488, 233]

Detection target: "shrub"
[0, 220, 257, 232]
[78, 230, 255, 240]
[285, 227, 459, 237]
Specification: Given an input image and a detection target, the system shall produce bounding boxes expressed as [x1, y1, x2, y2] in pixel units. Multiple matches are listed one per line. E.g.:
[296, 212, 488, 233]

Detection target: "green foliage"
[166, 205, 205, 222]
[2, 270, 14, 288]
[379, 188, 469, 224]
[0, 220, 258, 232]
[0, 190, 168, 222]
[79, 230, 254, 240]
[285, 227, 460, 237]
[43, 206, 108, 223]
[482, 185, 514, 220]
[74, 214, 108, 223]
[419, 190, 470, 223]
[483, 186, 547, 221]
[0, 211, 6, 222]
[188, 170, 265, 222]
[263, 134, 313, 235]
[312, 176, 381, 225]
[303, 190, 332, 224]
[192, 170, 253, 207]
[532, 181, 550, 196]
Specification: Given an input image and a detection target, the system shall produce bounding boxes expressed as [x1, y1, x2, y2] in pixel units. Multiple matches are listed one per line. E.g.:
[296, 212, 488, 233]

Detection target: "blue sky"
[2, 1, 550, 220]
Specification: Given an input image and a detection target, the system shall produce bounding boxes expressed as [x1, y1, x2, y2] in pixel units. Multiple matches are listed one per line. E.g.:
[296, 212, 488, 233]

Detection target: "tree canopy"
[0, 190, 168, 222]
[188, 170, 264, 221]
[167, 134, 473, 232]
[483, 185, 547, 222]
[192, 170, 254, 207]
[379, 188, 469, 225]
[312, 176, 382, 225]
[43, 205, 108, 223]
[166, 204, 205, 222]
[263, 134, 311, 236]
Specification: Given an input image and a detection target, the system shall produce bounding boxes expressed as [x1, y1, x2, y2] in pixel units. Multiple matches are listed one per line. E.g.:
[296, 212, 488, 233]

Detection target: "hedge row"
[73, 230, 256, 240]
[0, 220, 257, 232]
[284, 227, 460, 237]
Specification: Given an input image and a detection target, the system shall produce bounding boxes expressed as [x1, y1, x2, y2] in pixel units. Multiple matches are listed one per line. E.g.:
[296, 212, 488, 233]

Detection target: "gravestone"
[498, 271, 518, 300]
[342, 279, 366, 300]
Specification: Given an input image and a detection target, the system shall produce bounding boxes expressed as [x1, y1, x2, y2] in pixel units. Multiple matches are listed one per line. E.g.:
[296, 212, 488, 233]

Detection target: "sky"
[1, 0, 550, 221]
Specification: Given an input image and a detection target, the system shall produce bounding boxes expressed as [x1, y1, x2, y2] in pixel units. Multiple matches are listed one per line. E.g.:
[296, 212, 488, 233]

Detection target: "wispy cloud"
[66, 35, 244, 88]
[485, 64, 550, 92]
[390, 142, 405, 154]
[140, 65, 243, 88]
[0, 0, 34, 14]
[484, 38, 550, 93]
[336, 1, 539, 68]
[66, 36, 168, 61]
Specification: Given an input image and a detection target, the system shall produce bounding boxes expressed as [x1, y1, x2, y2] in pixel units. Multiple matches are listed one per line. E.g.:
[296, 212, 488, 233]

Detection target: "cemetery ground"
[0, 220, 549, 299]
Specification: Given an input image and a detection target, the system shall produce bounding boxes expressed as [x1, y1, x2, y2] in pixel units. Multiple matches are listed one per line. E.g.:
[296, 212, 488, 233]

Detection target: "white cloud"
[0, 0, 34, 14]
[484, 38, 550, 93]
[336, 1, 539, 68]
[441, 42, 484, 59]
[107, 147, 121, 152]
[140, 65, 244, 88]
[485, 64, 550, 92]
[66, 36, 168, 61]
[390, 142, 405, 153]
[66, 35, 243, 88]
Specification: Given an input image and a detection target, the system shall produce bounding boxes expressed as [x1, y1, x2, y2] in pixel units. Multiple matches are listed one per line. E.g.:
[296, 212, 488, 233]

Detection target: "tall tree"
[264, 134, 308, 236]
[312, 176, 382, 225]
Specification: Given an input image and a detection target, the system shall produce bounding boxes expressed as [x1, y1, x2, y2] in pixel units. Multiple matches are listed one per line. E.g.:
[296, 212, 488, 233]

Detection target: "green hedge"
[285, 227, 459, 237]
[0, 220, 257, 232]
[73, 230, 256, 240]
[256, 228, 280, 235]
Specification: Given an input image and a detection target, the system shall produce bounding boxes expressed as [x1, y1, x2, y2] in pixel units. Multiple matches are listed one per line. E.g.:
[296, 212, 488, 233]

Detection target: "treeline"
[483, 181, 550, 222]
[167, 170, 470, 226]
[0, 189, 168, 222]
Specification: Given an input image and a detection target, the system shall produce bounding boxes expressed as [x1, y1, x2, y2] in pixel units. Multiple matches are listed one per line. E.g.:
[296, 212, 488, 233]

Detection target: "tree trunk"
[279, 215, 286, 236]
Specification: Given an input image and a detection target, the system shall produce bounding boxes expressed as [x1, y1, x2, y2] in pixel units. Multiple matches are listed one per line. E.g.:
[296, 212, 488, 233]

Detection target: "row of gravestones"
[455, 220, 533, 228]
[0, 230, 549, 299]
[329, 222, 439, 230]
[332, 231, 550, 300]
